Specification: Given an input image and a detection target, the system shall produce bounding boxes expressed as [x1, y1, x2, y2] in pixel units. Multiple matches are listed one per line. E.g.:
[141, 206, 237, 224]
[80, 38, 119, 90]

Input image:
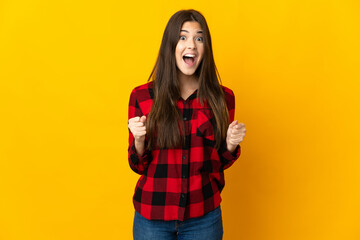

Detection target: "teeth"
[184, 54, 195, 57]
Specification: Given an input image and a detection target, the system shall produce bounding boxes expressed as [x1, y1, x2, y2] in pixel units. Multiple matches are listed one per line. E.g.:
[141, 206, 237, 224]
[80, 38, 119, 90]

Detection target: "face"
[175, 21, 204, 77]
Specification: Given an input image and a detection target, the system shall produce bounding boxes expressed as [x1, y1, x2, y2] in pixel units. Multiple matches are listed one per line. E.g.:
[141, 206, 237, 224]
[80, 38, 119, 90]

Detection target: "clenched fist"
[128, 116, 147, 155]
[226, 120, 246, 153]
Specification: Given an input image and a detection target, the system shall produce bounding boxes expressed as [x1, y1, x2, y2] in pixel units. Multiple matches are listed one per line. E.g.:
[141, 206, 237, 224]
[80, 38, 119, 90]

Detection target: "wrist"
[134, 138, 145, 155]
[226, 143, 237, 153]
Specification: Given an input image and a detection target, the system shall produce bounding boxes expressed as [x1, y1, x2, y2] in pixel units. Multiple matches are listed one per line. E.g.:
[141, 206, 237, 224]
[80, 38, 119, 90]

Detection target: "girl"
[128, 9, 246, 240]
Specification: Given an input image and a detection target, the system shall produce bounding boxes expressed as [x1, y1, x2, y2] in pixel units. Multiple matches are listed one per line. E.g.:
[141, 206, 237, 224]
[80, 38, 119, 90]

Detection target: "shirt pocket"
[196, 108, 216, 144]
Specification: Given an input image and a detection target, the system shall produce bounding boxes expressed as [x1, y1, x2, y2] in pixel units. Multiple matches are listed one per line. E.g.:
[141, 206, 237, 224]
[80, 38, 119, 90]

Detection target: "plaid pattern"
[128, 81, 241, 221]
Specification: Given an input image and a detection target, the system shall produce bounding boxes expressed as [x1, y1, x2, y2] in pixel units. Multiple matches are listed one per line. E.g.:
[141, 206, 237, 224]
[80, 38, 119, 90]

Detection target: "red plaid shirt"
[128, 81, 241, 221]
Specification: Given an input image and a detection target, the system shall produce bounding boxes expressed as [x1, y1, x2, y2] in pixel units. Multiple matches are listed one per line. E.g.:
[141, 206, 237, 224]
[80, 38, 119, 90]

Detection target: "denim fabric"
[133, 206, 223, 240]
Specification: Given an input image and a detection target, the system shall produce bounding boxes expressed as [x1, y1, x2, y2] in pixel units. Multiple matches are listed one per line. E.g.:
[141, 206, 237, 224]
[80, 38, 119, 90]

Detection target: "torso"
[129, 81, 239, 221]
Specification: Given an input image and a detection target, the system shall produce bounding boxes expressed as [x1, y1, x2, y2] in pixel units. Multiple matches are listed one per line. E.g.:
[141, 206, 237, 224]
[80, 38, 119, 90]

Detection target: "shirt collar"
[179, 89, 198, 102]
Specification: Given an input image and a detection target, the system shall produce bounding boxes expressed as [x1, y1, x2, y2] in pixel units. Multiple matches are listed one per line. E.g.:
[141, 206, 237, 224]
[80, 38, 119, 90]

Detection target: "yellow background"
[1, 0, 359, 239]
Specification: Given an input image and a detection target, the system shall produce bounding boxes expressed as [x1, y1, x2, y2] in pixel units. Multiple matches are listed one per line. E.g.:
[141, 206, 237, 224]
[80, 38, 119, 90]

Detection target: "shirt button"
[183, 117, 187, 121]
[181, 194, 185, 198]
[184, 101, 187, 105]
[182, 156, 186, 160]
[182, 175, 186, 178]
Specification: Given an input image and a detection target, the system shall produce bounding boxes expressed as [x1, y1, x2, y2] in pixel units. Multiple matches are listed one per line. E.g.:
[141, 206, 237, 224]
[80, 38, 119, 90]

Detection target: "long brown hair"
[146, 9, 229, 150]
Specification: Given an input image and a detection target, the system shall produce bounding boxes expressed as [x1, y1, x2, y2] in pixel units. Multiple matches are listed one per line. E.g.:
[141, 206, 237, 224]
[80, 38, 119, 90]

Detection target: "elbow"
[128, 161, 144, 175]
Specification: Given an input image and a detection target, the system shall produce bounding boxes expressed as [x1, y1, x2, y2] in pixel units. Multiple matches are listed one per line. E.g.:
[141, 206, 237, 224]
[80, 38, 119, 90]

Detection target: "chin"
[180, 67, 199, 76]
[183, 71, 196, 76]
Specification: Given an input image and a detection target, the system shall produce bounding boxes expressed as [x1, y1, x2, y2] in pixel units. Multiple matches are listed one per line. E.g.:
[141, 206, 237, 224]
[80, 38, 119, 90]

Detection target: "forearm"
[134, 139, 145, 156]
[226, 143, 238, 153]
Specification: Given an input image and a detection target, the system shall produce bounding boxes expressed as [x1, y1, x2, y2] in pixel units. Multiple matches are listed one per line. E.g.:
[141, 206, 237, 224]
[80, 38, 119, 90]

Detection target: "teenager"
[128, 9, 246, 240]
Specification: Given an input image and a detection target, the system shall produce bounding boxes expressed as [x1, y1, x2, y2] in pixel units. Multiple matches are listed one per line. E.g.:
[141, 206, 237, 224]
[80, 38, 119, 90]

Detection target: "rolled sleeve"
[128, 138, 152, 174]
[219, 86, 242, 170]
[218, 141, 241, 170]
[128, 88, 152, 175]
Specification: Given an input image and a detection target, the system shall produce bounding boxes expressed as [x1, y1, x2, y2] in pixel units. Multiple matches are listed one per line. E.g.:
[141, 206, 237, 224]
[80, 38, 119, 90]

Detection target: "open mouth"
[183, 56, 196, 66]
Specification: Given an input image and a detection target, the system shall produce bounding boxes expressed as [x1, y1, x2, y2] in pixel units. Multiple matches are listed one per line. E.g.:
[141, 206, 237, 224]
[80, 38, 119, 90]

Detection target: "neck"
[178, 72, 199, 91]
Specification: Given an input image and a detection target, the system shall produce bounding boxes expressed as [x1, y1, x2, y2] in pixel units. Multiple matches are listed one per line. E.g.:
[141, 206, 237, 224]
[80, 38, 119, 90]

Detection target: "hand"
[226, 120, 246, 153]
[128, 116, 147, 143]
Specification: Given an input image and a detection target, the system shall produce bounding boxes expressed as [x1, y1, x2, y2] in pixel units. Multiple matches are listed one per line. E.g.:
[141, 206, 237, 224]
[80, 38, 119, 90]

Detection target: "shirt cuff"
[129, 139, 151, 165]
[222, 143, 241, 160]
[218, 141, 241, 170]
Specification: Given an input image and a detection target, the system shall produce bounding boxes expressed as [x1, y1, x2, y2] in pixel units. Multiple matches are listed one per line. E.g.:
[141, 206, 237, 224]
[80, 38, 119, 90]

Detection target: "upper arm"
[223, 87, 236, 123]
[128, 89, 143, 120]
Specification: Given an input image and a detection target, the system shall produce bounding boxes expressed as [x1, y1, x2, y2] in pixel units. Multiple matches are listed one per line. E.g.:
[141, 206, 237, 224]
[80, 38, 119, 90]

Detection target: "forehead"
[180, 21, 203, 33]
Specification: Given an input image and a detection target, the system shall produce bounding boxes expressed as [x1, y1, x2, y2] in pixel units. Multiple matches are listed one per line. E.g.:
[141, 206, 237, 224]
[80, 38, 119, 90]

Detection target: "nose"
[186, 39, 196, 49]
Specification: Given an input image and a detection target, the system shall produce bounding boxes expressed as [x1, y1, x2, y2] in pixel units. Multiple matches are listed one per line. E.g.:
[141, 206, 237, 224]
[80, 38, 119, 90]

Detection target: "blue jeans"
[133, 206, 223, 240]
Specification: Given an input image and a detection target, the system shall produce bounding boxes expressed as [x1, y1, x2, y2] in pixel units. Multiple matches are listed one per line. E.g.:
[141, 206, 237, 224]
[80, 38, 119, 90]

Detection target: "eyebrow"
[180, 30, 203, 34]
